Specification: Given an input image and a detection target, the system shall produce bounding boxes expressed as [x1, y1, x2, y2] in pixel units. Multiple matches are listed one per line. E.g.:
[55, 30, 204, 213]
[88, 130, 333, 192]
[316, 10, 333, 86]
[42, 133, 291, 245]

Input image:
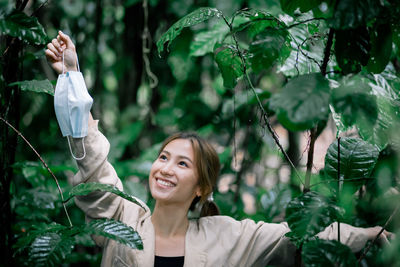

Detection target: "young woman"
[46, 31, 392, 267]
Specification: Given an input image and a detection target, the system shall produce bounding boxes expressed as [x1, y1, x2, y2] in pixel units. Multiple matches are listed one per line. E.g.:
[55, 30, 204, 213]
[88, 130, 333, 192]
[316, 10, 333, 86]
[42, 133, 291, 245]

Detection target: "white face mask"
[54, 52, 93, 160]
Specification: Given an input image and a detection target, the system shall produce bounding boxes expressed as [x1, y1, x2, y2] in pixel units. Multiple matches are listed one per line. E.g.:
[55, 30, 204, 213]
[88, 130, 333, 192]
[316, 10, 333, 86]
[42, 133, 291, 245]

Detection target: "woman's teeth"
[157, 179, 175, 187]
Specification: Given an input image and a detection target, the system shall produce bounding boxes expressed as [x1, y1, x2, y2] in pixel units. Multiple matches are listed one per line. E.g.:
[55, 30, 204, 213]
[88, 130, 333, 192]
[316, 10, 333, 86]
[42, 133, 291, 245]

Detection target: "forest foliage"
[1, 0, 400, 266]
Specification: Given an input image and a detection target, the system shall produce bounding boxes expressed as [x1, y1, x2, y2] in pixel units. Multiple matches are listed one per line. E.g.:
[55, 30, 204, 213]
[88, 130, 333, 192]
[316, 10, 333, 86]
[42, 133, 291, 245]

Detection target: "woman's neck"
[151, 202, 189, 237]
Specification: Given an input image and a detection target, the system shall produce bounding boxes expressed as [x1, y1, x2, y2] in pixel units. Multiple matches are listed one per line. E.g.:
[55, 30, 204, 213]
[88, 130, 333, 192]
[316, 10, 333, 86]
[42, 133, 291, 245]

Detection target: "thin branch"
[286, 17, 326, 29]
[337, 137, 341, 243]
[31, 0, 49, 17]
[142, 0, 158, 89]
[304, 127, 317, 192]
[320, 28, 335, 76]
[221, 15, 305, 186]
[358, 202, 400, 263]
[0, 116, 73, 227]
[309, 177, 373, 188]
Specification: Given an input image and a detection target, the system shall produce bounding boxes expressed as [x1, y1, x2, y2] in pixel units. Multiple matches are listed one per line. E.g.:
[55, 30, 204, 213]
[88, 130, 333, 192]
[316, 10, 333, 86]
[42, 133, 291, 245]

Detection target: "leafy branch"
[0, 116, 73, 227]
[220, 13, 305, 187]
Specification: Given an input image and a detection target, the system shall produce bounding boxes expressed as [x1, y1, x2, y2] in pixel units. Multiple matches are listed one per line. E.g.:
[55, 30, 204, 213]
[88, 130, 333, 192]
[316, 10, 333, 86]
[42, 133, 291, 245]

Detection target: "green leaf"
[0, 11, 48, 45]
[65, 182, 145, 210]
[157, 7, 223, 55]
[331, 75, 377, 128]
[14, 223, 68, 254]
[236, 9, 281, 38]
[83, 219, 143, 250]
[277, 23, 324, 76]
[302, 239, 358, 267]
[268, 73, 330, 131]
[29, 232, 74, 267]
[324, 137, 379, 194]
[189, 21, 229, 57]
[367, 23, 392, 74]
[9, 79, 54, 96]
[280, 0, 322, 15]
[329, 0, 381, 29]
[358, 96, 399, 150]
[248, 28, 291, 72]
[335, 27, 370, 74]
[285, 191, 344, 241]
[214, 45, 243, 89]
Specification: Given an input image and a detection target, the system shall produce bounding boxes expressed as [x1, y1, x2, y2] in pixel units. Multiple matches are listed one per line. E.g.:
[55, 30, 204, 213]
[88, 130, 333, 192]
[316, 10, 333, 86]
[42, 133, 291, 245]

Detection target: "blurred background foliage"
[1, 0, 400, 266]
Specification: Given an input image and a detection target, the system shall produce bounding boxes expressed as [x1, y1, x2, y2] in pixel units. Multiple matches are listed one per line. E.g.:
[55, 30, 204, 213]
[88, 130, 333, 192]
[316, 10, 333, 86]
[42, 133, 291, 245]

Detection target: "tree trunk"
[0, 34, 22, 267]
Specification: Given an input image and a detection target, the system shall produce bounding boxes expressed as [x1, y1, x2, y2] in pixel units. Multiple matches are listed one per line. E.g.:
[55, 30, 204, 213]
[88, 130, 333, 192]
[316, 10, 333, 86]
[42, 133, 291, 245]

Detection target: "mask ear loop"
[62, 50, 65, 74]
[67, 136, 86, 160]
[76, 53, 80, 72]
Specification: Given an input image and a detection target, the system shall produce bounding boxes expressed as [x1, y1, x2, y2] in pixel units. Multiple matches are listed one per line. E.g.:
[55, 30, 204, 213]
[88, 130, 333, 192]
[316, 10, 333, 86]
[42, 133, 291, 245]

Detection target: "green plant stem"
[0, 116, 73, 227]
[358, 202, 400, 263]
[337, 137, 341, 243]
[304, 127, 317, 192]
[221, 14, 304, 186]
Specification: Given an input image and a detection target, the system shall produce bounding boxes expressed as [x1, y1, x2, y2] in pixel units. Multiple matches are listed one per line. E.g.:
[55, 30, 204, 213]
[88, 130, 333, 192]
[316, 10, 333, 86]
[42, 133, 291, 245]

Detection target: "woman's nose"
[160, 162, 174, 176]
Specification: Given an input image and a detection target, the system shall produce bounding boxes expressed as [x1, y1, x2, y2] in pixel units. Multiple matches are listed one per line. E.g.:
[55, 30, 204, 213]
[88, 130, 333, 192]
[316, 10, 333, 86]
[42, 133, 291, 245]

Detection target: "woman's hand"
[45, 31, 77, 74]
[367, 226, 395, 245]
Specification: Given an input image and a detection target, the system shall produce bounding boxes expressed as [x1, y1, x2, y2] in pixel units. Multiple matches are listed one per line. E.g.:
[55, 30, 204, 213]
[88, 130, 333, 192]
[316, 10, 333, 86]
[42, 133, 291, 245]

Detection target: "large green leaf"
[9, 79, 54, 96]
[189, 21, 229, 57]
[285, 191, 343, 241]
[358, 96, 399, 150]
[248, 28, 291, 72]
[366, 23, 392, 74]
[329, 0, 381, 30]
[324, 137, 379, 194]
[302, 239, 358, 267]
[157, 7, 222, 55]
[0, 11, 48, 45]
[335, 27, 370, 74]
[14, 223, 68, 254]
[64, 182, 145, 210]
[83, 219, 143, 250]
[277, 22, 325, 76]
[279, 0, 322, 15]
[268, 73, 330, 131]
[331, 75, 377, 128]
[236, 9, 281, 38]
[29, 233, 74, 267]
[214, 45, 243, 89]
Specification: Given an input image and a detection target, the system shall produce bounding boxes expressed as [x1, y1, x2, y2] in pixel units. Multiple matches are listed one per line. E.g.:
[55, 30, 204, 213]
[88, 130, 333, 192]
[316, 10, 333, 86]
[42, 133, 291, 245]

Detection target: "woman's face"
[149, 139, 201, 206]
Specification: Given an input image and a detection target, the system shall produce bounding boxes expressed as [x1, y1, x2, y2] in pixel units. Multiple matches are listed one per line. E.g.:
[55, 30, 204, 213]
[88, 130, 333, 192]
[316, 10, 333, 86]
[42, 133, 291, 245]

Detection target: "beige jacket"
[70, 121, 374, 267]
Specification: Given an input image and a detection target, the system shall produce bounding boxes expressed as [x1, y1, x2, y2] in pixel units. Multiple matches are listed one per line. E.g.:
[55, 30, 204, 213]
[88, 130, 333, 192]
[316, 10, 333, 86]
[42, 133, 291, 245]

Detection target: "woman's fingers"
[47, 42, 60, 57]
[58, 31, 75, 50]
[51, 38, 63, 53]
[45, 49, 59, 62]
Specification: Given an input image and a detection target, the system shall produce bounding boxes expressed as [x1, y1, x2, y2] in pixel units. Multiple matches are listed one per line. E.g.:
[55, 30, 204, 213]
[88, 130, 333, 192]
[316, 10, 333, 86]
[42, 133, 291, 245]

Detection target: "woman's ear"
[195, 186, 202, 198]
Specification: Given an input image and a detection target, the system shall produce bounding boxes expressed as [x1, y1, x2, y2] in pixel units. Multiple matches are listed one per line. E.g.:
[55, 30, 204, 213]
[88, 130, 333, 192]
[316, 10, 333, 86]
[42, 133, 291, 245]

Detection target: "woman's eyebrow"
[162, 149, 193, 164]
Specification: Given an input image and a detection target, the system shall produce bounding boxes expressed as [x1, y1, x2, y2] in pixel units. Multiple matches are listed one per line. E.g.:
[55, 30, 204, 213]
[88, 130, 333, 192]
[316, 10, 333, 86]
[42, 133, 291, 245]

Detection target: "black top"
[154, 256, 184, 267]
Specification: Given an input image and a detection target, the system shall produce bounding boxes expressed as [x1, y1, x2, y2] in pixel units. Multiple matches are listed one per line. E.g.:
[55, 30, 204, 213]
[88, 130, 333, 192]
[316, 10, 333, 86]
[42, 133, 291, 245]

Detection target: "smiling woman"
[46, 32, 393, 267]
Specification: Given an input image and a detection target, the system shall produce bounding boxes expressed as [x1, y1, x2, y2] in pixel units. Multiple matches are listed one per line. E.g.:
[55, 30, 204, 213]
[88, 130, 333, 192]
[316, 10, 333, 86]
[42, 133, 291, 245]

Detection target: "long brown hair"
[158, 132, 220, 217]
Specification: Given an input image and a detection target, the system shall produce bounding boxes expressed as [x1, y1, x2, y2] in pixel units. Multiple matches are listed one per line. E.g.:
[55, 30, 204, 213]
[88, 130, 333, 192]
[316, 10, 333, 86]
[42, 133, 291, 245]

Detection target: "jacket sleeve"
[69, 120, 125, 221]
[207, 217, 377, 266]
[69, 120, 149, 245]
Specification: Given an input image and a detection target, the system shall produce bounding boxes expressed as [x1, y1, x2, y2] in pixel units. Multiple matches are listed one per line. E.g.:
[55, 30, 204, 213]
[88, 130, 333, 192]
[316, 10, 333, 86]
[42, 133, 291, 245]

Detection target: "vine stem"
[0, 116, 73, 227]
[337, 137, 341, 243]
[358, 202, 400, 263]
[221, 14, 305, 186]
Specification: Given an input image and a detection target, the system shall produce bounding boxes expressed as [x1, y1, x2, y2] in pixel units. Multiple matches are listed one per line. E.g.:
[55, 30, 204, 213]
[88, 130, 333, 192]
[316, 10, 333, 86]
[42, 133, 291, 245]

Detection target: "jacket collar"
[139, 218, 207, 267]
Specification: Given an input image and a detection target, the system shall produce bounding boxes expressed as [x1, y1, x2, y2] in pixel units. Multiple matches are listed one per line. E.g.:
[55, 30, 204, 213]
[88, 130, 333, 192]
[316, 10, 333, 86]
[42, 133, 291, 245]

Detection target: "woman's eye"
[159, 154, 167, 160]
[178, 161, 188, 167]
